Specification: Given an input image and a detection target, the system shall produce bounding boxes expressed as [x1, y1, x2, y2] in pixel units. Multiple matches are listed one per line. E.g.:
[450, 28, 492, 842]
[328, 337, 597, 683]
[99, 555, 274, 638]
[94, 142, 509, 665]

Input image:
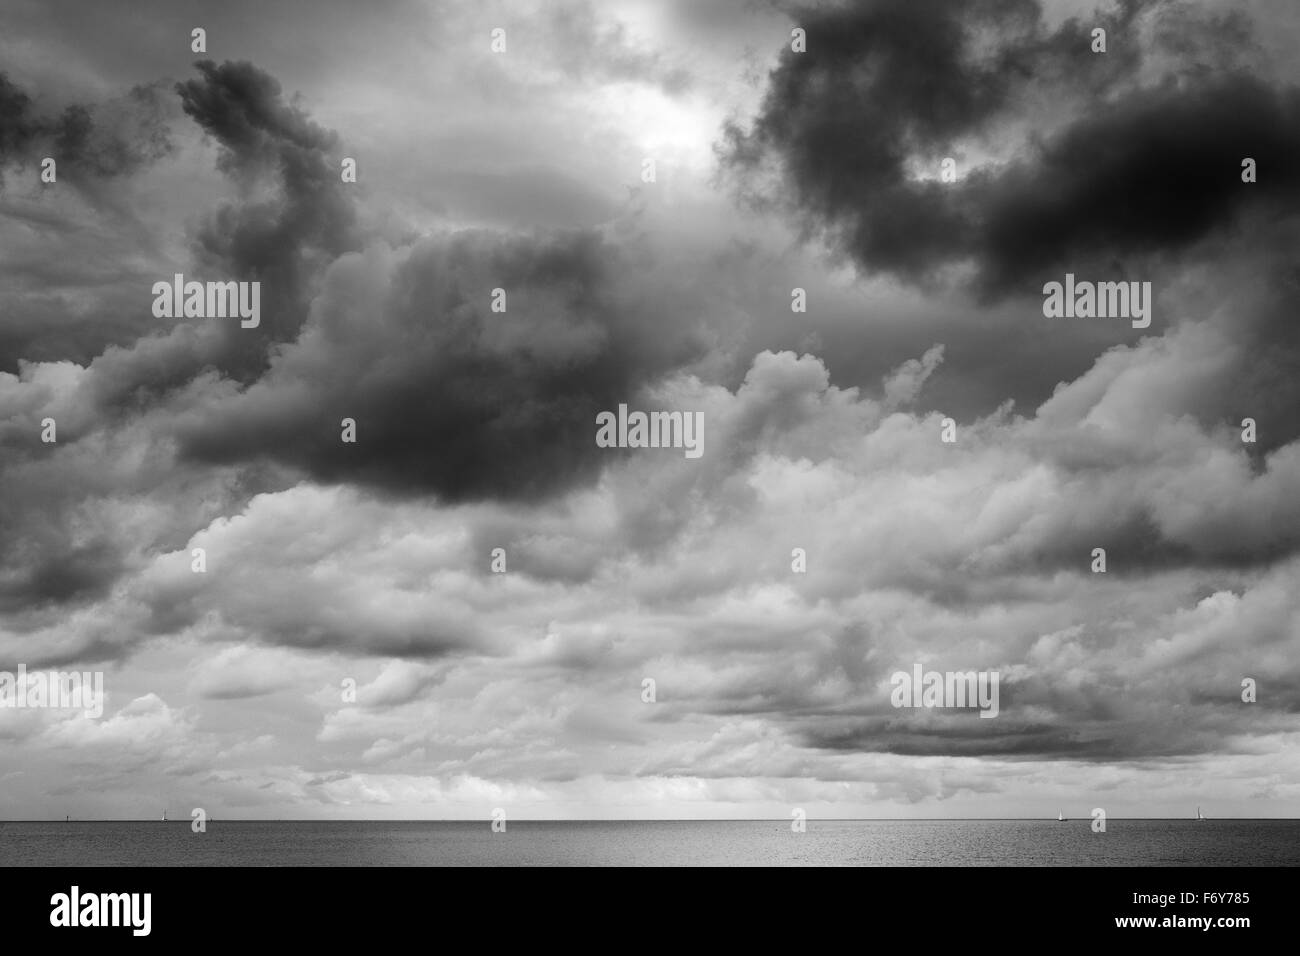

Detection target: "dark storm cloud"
[795, 691, 1277, 761]
[176, 60, 361, 378]
[0, 72, 174, 186]
[970, 76, 1300, 294]
[0, 540, 125, 613]
[52, 83, 176, 178]
[721, 0, 1300, 297]
[768, 639, 1291, 762]
[0, 51, 713, 638]
[0, 73, 40, 172]
[0, 63, 344, 624]
[176, 60, 337, 179]
[65, 59, 362, 416]
[174, 227, 711, 502]
[800, 717, 1138, 759]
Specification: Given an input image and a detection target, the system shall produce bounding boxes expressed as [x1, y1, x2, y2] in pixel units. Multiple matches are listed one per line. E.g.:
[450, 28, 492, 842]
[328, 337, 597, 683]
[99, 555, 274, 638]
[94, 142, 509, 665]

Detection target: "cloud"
[173, 229, 716, 502]
[0, 72, 174, 188]
[190, 646, 302, 700]
[2, 4, 1299, 818]
[721, 0, 1300, 297]
[0, 73, 41, 177]
[30, 340, 1284, 769]
[557, 4, 694, 93]
[883, 344, 944, 408]
[176, 60, 362, 377]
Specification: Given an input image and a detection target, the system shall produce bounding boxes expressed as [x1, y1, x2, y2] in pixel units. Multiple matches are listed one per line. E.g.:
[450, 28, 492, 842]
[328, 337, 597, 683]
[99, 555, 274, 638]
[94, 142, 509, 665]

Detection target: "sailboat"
[1057, 810, 1065, 822]
[162, 810, 167, 822]
[1197, 806, 1206, 822]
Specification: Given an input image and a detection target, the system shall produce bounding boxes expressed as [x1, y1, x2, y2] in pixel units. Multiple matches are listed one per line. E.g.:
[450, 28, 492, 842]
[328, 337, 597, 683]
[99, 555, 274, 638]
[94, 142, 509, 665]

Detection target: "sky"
[1, 0, 1299, 820]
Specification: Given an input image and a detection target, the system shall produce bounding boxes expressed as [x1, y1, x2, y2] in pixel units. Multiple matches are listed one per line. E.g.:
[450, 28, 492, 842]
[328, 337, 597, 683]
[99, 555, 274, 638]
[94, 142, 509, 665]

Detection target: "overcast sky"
[1, 0, 1299, 820]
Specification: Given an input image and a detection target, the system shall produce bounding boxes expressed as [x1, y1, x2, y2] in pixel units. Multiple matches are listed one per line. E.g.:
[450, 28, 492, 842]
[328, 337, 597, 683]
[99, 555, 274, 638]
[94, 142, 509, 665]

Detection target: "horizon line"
[5, 816, 1295, 823]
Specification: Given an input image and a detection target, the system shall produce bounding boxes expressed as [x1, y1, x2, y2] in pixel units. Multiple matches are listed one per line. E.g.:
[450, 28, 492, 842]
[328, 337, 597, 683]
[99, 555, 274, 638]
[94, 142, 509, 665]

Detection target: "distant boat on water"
[1197, 806, 1206, 822]
[162, 810, 167, 822]
[1057, 811, 1065, 821]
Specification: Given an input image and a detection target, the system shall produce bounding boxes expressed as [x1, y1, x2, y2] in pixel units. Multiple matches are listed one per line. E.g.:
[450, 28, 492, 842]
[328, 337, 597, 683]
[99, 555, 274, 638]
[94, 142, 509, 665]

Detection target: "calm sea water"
[2, 820, 1297, 866]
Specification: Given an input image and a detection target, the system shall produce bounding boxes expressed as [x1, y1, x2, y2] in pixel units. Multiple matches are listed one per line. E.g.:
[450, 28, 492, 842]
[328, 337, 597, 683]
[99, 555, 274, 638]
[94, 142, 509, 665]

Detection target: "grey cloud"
[174, 228, 713, 502]
[721, 0, 1299, 297]
[177, 59, 362, 379]
[0, 72, 174, 187]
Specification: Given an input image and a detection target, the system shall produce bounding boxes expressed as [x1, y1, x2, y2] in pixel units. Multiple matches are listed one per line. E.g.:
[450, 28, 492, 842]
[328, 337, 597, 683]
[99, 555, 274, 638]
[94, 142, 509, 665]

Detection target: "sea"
[2, 819, 1299, 866]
